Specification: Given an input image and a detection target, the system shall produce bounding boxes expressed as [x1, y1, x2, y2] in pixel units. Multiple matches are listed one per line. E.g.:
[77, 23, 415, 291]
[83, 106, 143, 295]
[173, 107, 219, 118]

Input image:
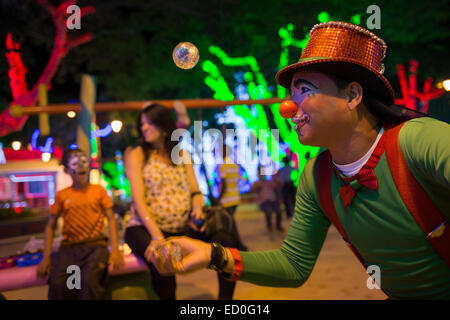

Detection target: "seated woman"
[123, 103, 237, 300]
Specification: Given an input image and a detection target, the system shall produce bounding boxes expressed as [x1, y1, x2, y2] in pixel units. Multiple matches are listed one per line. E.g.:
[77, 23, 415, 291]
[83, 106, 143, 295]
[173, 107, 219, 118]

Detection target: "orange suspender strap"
[384, 123, 450, 267]
[317, 151, 366, 268]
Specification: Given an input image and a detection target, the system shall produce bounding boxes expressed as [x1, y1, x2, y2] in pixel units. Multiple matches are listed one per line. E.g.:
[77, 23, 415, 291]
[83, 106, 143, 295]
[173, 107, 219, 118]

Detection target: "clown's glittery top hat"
[276, 21, 394, 106]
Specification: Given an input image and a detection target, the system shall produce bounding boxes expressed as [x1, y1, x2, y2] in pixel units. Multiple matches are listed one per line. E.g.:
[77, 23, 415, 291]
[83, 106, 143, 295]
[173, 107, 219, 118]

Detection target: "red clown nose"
[279, 100, 298, 119]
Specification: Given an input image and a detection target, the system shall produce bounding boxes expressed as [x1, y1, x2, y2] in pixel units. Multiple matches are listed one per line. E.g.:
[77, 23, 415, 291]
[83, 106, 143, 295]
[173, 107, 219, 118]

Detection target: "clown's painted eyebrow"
[290, 78, 318, 96]
[293, 78, 318, 90]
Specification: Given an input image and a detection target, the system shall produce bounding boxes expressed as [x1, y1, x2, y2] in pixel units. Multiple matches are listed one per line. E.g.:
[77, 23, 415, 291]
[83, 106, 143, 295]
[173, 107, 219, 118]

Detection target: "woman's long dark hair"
[136, 103, 179, 165]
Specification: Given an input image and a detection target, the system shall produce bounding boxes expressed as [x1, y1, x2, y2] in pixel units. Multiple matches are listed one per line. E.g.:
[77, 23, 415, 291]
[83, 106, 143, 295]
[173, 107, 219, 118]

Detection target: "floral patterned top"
[126, 150, 192, 233]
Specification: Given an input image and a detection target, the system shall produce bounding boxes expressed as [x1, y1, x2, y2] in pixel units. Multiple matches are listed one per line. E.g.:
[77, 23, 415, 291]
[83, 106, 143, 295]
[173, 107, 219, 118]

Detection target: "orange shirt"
[51, 184, 113, 244]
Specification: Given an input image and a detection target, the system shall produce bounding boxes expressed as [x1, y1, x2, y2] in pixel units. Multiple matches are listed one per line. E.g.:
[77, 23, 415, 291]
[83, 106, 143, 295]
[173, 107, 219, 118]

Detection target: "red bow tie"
[338, 168, 378, 206]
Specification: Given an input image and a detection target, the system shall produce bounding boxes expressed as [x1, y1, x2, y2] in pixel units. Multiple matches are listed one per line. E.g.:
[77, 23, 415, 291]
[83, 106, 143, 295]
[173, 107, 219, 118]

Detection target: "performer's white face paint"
[289, 71, 348, 146]
[66, 152, 89, 175]
[290, 76, 314, 138]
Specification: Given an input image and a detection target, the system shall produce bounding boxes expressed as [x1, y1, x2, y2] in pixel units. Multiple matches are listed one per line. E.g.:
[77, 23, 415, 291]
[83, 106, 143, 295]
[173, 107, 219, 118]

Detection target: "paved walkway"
[1, 203, 387, 300]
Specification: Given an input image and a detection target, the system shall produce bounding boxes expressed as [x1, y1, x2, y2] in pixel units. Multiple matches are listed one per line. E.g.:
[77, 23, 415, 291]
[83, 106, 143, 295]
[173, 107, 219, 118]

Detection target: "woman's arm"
[124, 146, 164, 240]
[150, 158, 331, 288]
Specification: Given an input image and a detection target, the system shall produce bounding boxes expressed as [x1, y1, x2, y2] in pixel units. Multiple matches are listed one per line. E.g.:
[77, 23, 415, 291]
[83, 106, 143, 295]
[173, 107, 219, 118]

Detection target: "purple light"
[37, 137, 54, 153]
[31, 129, 40, 150]
[92, 124, 112, 138]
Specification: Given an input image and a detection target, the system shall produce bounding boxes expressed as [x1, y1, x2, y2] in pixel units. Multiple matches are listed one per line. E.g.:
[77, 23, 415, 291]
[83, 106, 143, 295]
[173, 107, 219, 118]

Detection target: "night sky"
[1, 0, 449, 156]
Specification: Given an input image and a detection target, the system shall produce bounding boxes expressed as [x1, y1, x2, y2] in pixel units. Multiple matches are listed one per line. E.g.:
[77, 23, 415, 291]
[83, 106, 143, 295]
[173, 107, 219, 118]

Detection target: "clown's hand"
[149, 237, 211, 274]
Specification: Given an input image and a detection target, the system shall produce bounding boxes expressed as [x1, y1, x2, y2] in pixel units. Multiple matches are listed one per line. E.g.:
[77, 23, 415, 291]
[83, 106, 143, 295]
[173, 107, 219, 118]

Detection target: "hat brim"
[276, 58, 395, 106]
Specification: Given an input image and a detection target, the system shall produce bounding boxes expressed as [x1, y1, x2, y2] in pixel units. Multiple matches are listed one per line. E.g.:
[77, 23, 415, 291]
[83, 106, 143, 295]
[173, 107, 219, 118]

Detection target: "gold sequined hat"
[276, 21, 394, 106]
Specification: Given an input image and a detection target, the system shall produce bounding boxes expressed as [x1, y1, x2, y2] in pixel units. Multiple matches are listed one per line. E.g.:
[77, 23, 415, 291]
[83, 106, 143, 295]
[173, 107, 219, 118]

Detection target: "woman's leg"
[226, 206, 248, 251]
[125, 226, 176, 300]
[189, 229, 237, 300]
[211, 231, 237, 300]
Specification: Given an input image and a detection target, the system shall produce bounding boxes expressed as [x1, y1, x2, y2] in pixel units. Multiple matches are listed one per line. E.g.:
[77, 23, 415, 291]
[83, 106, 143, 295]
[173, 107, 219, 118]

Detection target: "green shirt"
[238, 117, 450, 299]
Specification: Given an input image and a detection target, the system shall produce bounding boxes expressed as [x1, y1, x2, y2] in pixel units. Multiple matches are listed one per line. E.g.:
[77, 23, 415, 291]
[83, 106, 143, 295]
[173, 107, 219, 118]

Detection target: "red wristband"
[229, 248, 243, 281]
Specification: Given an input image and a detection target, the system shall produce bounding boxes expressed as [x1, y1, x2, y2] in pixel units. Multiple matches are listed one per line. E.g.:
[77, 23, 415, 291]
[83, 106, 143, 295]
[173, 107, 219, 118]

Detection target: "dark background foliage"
[1, 0, 449, 158]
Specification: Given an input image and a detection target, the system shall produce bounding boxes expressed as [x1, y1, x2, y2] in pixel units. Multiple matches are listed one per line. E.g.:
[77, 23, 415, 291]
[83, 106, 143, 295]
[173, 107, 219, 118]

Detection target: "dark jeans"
[259, 200, 282, 229]
[281, 182, 297, 218]
[225, 206, 248, 251]
[48, 244, 109, 300]
[125, 225, 237, 300]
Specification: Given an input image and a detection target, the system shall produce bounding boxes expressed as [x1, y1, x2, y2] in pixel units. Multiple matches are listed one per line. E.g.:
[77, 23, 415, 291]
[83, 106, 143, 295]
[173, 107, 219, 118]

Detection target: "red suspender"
[385, 123, 450, 267]
[317, 150, 366, 268]
[317, 123, 450, 269]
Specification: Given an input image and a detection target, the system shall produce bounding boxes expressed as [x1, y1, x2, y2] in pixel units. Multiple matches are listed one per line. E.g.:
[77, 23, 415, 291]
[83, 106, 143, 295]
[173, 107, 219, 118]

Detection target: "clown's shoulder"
[399, 116, 450, 140]
[398, 117, 450, 162]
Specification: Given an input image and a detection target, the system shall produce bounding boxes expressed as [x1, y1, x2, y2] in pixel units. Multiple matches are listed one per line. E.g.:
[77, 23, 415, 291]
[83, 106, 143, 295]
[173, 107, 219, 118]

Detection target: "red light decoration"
[394, 60, 445, 113]
[3, 146, 63, 161]
[0, 0, 95, 137]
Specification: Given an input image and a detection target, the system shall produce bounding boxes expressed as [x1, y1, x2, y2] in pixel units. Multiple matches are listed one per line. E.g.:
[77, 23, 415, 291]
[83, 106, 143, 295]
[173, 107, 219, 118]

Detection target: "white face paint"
[66, 152, 89, 175]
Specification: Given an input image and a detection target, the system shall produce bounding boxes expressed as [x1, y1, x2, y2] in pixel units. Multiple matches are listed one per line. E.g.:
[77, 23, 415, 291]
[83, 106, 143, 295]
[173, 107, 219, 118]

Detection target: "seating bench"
[0, 253, 147, 292]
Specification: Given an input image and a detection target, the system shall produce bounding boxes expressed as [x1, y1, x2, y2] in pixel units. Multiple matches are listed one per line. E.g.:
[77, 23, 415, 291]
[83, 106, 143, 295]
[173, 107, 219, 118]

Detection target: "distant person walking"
[218, 146, 248, 251]
[276, 157, 297, 218]
[251, 167, 284, 232]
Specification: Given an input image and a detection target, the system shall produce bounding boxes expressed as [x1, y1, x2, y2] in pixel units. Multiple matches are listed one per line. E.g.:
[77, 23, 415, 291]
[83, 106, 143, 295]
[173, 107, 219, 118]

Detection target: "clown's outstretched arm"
[150, 159, 331, 288]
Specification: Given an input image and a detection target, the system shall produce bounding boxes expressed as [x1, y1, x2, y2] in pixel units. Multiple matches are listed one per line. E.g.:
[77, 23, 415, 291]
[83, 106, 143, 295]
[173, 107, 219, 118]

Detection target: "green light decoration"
[203, 46, 280, 164]
[90, 123, 98, 159]
[102, 160, 131, 197]
[290, 169, 299, 182]
[202, 12, 361, 185]
[201, 24, 303, 183]
[351, 14, 361, 25]
[276, 22, 310, 166]
[276, 12, 359, 178]
[317, 11, 361, 25]
[318, 11, 330, 23]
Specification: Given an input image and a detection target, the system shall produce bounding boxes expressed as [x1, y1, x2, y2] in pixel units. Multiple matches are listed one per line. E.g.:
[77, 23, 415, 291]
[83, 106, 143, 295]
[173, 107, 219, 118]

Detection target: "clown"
[147, 22, 450, 299]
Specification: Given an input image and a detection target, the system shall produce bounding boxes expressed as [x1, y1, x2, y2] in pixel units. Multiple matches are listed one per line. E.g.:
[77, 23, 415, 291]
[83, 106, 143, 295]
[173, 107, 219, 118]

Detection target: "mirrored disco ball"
[172, 42, 200, 69]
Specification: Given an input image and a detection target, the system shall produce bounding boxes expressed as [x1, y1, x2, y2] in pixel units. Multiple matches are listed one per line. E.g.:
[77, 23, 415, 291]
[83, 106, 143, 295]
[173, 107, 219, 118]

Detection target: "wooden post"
[38, 84, 50, 136]
[77, 74, 96, 157]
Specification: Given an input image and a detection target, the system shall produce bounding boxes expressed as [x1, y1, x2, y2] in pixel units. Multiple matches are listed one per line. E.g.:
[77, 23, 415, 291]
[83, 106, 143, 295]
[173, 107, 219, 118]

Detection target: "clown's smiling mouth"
[294, 114, 310, 131]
